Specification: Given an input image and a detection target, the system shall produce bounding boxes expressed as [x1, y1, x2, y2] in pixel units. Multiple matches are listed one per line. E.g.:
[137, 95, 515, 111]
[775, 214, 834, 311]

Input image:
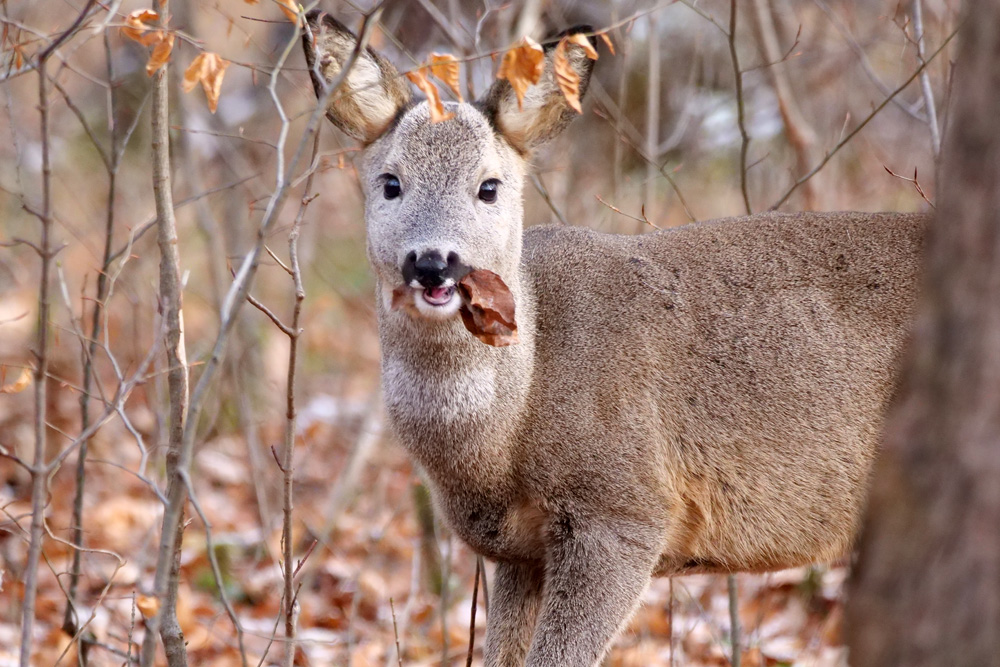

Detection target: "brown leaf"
[457, 269, 518, 347]
[276, 0, 298, 23]
[136, 594, 161, 619]
[553, 34, 598, 114]
[121, 9, 162, 46]
[564, 32, 599, 60]
[406, 69, 454, 124]
[183, 52, 230, 114]
[145, 32, 174, 76]
[390, 285, 419, 316]
[598, 31, 616, 55]
[496, 36, 545, 110]
[0, 367, 31, 394]
[429, 52, 462, 101]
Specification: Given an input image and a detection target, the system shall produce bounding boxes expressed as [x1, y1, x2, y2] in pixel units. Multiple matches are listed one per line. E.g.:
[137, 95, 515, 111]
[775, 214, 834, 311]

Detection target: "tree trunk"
[845, 1, 1000, 665]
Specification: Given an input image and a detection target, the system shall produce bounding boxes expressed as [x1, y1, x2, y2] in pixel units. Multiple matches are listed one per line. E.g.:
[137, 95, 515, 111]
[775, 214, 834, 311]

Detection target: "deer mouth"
[389, 282, 461, 319]
[422, 285, 455, 306]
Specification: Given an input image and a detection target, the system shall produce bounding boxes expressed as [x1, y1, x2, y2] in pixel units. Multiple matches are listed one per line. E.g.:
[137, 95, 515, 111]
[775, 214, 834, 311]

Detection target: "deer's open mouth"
[422, 285, 455, 306]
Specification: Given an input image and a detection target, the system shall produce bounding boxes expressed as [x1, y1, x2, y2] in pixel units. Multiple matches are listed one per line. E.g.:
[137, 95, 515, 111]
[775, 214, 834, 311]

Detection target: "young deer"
[303, 14, 924, 666]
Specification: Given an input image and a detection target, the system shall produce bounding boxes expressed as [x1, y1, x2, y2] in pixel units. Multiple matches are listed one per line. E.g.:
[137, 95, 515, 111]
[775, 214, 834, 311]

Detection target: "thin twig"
[141, 1, 191, 663]
[728, 0, 751, 215]
[466, 557, 481, 667]
[911, 0, 941, 157]
[390, 598, 404, 667]
[17, 5, 97, 664]
[727, 574, 741, 667]
[769, 26, 958, 210]
[62, 26, 121, 645]
[530, 173, 568, 225]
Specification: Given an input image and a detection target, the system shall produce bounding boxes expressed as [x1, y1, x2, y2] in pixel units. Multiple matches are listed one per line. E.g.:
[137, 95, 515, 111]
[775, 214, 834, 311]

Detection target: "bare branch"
[770, 26, 958, 211]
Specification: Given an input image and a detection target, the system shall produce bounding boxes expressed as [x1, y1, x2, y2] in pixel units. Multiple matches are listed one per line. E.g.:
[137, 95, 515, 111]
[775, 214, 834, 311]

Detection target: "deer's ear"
[478, 27, 596, 154]
[302, 11, 411, 143]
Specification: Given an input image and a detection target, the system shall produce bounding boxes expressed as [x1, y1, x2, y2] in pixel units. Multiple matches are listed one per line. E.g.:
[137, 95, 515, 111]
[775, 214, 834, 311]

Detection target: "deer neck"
[377, 269, 536, 494]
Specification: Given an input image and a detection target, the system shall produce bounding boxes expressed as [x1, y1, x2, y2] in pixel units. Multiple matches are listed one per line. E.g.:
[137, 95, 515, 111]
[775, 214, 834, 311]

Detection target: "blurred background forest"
[0, 0, 957, 664]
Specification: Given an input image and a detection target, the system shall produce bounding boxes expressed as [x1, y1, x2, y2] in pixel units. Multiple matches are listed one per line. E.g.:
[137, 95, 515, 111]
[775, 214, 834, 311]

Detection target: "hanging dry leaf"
[598, 31, 616, 55]
[136, 594, 161, 619]
[406, 69, 454, 123]
[276, 0, 299, 23]
[428, 53, 462, 101]
[0, 367, 31, 394]
[183, 52, 230, 113]
[145, 32, 174, 76]
[457, 269, 518, 347]
[497, 36, 545, 110]
[553, 34, 599, 114]
[122, 9, 161, 46]
[564, 32, 598, 60]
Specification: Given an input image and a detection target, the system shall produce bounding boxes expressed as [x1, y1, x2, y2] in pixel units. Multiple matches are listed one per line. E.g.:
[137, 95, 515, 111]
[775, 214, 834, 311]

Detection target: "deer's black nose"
[401, 251, 471, 289]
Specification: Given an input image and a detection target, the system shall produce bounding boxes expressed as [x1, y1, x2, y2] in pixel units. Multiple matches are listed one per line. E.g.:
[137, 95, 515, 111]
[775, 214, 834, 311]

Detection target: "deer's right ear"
[302, 10, 411, 144]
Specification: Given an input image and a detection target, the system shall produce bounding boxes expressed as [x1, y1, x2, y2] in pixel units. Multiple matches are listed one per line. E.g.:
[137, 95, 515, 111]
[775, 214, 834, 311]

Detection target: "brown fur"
[302, 13, 924, 666]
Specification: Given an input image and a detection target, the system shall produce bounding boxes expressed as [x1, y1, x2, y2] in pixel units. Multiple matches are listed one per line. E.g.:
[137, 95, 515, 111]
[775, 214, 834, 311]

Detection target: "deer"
[302, 12, 924, 666]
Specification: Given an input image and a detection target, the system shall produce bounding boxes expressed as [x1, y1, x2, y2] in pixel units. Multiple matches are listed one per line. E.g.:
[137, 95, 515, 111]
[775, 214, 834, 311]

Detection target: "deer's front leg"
[526, 518, 661, 667]
[484, 560, 545, 667]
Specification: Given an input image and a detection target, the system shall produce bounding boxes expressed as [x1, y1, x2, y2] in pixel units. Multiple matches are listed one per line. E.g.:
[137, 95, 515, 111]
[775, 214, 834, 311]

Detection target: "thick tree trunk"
[845, 1, 1000, 665]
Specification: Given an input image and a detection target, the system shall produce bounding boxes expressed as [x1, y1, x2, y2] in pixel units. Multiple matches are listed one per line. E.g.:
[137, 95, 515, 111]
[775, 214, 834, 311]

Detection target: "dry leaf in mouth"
[457, 269, 518, 347]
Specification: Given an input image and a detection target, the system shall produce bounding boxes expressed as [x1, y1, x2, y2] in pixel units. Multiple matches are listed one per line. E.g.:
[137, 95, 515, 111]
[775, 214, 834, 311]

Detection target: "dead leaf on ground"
[406, 68, 454, 123]
[497, 36, 545, 110]
[428, 52, 462, 101]
[183, 52, 230, 113]
[457, 269, 518, 347]
[553, 33, 599, 114]
[0, 367, 31, 394]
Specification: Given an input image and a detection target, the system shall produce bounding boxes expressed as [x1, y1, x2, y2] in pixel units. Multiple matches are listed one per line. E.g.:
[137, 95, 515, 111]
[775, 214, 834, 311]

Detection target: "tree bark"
[845, 1, 1000, 664]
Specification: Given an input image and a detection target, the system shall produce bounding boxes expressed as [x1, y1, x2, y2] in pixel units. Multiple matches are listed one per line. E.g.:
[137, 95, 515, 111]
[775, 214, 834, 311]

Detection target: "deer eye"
[478, 179, 500, 203]
[382, 174, 401, 200]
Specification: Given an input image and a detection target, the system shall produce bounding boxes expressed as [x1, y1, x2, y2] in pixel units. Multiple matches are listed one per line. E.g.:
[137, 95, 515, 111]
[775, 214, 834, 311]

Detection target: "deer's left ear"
[477, 26, 597, 154]
[302, 10, 411, 143]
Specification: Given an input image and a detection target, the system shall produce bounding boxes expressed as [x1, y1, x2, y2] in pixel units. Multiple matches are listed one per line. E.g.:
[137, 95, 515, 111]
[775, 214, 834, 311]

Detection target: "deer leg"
[483, 560, 545, 667]
[525, 518, 661, 667]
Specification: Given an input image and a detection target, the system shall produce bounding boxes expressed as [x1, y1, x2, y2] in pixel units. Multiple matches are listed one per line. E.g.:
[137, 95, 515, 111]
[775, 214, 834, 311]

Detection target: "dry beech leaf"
[0, 367, 31, 394]
[406, 69, 454, 123]
[457, 269, 518, 347]
[136, 594, 161, 619]
[122, 9, 161, 46]
[276, 0, 299, 23]
[183, 52, 230, 114]
[553, 33, 599, 114]
[145, 32, 174, 76]
[598, 31, 616, 55]
[497, 36, 545, 110]
[429, 52, 462, 101]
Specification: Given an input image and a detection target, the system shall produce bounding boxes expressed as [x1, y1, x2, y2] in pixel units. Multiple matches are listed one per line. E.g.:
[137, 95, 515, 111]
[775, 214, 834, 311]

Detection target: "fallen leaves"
[457, 269, 518, 347]
[497, 36, 545, 110]
[553, 33, 599, 114]
[121, 9, 174, 76]
[406, 68, 454, 124]
[183, 52, 230, 114]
